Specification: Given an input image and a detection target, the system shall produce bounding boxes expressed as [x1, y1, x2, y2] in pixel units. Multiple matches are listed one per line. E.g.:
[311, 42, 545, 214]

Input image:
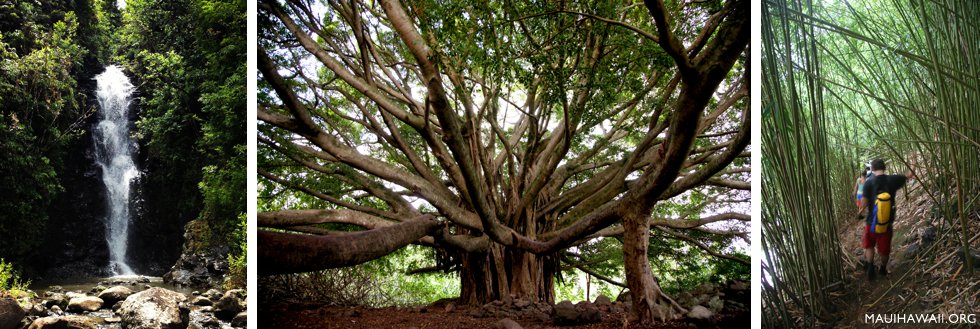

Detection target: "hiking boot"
[879, 265, 888, 276]
[865, 261, 876, 281]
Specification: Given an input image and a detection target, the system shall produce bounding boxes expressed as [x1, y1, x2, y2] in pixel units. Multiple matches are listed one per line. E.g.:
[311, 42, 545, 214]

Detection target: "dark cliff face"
[127, 153, 200, 276]
[126, 81, 202, 276]
[41, 108, 110, 278]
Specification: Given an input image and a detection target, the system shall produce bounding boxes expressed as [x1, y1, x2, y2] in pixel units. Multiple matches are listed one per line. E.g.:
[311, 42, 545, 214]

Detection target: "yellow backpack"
[871, 192, 892, 234]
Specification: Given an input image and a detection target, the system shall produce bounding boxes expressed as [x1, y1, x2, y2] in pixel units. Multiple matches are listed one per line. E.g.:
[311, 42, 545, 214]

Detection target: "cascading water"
[93, 65, 138, 276]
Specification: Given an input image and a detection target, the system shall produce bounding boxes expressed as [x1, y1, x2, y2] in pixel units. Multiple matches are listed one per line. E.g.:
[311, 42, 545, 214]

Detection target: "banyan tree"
[257, 0, 749, 322]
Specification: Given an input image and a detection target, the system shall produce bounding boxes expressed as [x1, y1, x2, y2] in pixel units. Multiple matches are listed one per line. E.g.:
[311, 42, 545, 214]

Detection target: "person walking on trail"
[854, 166, 870, 208]
[858, 159, 914, 281]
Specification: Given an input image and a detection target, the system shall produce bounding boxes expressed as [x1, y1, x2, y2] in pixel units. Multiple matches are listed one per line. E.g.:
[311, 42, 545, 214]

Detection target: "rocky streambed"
[0, 277, 246, 329]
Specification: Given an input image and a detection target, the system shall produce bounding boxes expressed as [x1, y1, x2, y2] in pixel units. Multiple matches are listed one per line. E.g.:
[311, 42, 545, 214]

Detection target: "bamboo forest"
[762, 0, 978, 328]
[257, 0, 749, 328]
[0, 1, 246, 328]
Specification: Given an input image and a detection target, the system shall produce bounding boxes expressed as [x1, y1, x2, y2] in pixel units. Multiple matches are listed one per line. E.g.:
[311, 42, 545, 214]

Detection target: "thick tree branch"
[259, 215, 441, 275]
[643, 0, 693, 77]
[380, 0, 512, 244]
[705, 178, 751, 190]
[258, 209, 396, 229]
[593, 212, 750, 237]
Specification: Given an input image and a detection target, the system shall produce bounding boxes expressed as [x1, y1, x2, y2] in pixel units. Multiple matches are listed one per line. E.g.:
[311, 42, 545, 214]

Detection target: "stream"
[29, 276, 195, 297]
[20, 275, 243, 328]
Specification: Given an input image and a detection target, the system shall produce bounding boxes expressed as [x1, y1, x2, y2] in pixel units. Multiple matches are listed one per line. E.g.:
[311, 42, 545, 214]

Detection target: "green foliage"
[0, 259, 30, 298]
[193, 149, 246, 253]
[261, 245, 459, 307]
[0, 7, 90, 264]
[224, 212, 247, 290]
[118, 0, 245, 264]
[554, 275, 587, 302]
[0, 128, 62, 262]
[567, 235, 749, 299]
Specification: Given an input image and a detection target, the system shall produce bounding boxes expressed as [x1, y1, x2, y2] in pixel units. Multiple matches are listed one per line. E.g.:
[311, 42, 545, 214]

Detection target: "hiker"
[858, 159, 914, 280]
[854, 166, 870, 207]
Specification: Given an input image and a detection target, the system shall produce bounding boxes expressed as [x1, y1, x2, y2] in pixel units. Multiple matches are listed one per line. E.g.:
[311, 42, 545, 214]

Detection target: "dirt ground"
[258, 302, 748, 329]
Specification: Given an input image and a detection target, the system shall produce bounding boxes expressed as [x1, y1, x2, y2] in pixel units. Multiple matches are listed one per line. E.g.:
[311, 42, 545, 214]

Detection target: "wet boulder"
[188, 309, 220, 329]
[163, 220, 230, 288]
[118, 287, 189, 329]
[88, 285, 107, 294]
[203, 289, 222, 301]
[0, 297, 25, 329]
[43, 293, 69, 310]
[67, 296, 104, 312]
[214, 290, 244, 320]
[97, 286, 133, 307]
[27, 315, 103, 329]
[190, 296, 213, 306]
[64, 292, 86, 300]
[231, 311, 247, 327]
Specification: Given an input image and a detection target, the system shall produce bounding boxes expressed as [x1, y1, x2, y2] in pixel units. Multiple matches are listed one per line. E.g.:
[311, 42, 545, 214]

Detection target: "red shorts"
[863, 225, 892, 255]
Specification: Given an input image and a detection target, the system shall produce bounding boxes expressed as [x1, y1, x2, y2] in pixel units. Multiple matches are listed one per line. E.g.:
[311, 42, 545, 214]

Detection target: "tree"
[258, 0, 748, 322]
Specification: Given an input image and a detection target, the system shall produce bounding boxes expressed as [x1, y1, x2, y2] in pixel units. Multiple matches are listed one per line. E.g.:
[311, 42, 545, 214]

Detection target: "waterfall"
[94, 65, 138, 276]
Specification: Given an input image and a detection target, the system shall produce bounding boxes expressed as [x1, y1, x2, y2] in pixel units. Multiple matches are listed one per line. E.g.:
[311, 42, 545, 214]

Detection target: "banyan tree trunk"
[458, 242, 557, 305]
[623, 211, 674, 322]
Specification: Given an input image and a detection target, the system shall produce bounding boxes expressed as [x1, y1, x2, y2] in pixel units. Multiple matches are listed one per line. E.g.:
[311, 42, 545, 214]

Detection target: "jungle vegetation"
[0, 0, 245, 288]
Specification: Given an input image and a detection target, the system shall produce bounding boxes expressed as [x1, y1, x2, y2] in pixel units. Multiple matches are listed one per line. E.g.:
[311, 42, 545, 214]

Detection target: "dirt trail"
[830, 179, 978, 328]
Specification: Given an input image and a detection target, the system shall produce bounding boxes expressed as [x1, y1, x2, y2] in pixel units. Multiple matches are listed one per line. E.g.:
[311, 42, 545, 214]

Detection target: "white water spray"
[94, 65, 137, 276]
